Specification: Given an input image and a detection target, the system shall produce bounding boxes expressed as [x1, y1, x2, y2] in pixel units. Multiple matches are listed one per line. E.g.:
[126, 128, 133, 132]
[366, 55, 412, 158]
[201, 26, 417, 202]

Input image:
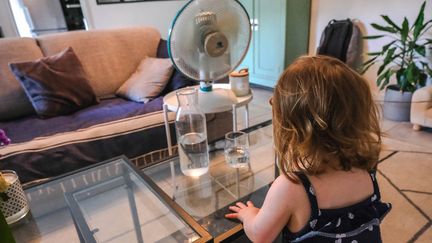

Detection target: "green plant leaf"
[396, 68, 408, 91]
[377, 70, 388, 89]
[378, 47, 396, 74]
[413, 1, 426, 38]
[361, 62, 375, 74]
[371, 23, 398, 33]
[401, 18, 410, 42]
[381, 40, 397, 53]
[407, 63, 416, 82]
[420, 20, 432, 33]
[363, 35, 386, 39]
[419, 72, 427, 87]
[381, 15, 402, 31]
[367, 52, 382, 56]
[383, 69, 394, 90]
[363, 55, 379, 66]
[414, 45, 426, 56]
[362, 55, 379, 74]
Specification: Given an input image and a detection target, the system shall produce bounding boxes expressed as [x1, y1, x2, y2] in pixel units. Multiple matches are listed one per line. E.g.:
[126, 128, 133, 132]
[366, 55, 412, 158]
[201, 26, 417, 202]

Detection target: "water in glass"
[179, 132, 209, 177]
[224, 131, 250, 168]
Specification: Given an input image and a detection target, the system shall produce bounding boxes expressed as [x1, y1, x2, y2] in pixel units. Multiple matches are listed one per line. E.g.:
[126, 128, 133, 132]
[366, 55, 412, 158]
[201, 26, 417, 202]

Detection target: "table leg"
[232, 104, 238, 132]
[236, 168, 240, 199]
[163, 104, 176, 199]
[170, 161, 176, 200]
[245, 104, 250, 128]
[163, 104, 173, 156]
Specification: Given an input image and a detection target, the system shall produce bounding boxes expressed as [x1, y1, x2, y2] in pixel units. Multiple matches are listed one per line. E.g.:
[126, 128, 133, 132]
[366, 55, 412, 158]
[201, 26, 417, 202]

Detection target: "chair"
[410, 86, 432, 130]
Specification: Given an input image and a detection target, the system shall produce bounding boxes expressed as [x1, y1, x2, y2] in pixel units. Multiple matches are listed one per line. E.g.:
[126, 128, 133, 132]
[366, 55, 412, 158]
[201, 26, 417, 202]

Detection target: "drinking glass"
[224, 131, 250, 168]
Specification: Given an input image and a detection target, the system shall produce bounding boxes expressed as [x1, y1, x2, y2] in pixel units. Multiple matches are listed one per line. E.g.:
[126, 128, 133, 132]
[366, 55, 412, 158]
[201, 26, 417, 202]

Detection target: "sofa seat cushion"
[9, 47, 98, 118]
[0, 97, 164, 144]
[0, 96, 177, 183]
[0, 38, 43, 121]
[36, 27, 161, 98]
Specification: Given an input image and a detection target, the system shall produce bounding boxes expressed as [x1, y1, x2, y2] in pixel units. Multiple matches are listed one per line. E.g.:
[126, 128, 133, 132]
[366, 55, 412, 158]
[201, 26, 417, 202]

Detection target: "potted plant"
[362, 1, 432, 121]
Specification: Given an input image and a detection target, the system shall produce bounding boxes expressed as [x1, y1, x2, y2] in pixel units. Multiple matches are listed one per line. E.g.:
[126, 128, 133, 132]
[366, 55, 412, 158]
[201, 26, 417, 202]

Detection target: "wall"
[80, 0, 187, 39]
[309, 0, 431, 95]
[0, 0, 18, 37]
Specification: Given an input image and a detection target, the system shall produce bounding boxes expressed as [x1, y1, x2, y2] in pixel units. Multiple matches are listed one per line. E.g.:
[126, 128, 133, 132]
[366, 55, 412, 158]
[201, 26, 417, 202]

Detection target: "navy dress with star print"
[282, 171, 391, 243]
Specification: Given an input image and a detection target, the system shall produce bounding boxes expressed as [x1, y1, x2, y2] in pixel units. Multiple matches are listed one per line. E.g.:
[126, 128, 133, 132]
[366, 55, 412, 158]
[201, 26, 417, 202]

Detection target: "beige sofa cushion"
[116, 57, 174, 103]
[36, 27, 161, 98]
[0, 38, 43, 121]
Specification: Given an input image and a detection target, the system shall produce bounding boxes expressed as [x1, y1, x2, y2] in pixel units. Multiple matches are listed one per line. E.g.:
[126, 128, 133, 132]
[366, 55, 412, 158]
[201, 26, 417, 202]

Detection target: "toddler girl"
[226, 55, 391, 242]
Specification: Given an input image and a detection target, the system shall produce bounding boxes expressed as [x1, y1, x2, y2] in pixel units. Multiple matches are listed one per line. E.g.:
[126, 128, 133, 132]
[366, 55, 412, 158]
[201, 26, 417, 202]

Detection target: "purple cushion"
[9, 47, 98, 118]
[157, 39, 196, 95]
[0, 97, 163, 144]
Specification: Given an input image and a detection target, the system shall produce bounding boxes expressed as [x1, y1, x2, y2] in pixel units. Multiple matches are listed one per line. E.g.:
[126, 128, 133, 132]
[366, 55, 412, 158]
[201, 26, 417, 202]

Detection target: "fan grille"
[169, 0, 251, 82]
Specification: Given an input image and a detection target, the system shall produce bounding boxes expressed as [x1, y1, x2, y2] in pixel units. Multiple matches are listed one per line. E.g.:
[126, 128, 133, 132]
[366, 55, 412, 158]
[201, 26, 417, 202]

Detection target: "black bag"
[317, 19, 354, 63]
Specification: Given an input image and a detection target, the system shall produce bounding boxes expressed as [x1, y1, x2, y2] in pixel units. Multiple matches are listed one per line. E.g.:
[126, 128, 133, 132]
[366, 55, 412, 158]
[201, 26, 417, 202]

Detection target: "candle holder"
[0, 171, 29, 224]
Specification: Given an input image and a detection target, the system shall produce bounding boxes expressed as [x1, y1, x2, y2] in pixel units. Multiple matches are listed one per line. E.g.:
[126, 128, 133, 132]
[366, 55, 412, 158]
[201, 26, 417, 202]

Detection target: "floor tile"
[381, 137, 432, 153]
[385, 123, 432, 150]
[379, 152, 432, 192]
[380, 117, 401, 132]
[378, 172, 429, 243]
[379, 151, 394, 161]
[416, 226, 432, 243]
[404, 192, 432, 218]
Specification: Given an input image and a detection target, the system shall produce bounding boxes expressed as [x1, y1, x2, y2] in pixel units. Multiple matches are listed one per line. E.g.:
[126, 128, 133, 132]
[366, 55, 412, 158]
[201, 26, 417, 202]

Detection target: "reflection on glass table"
[11, 157, 211, 243]
[144, 123, 275, 240]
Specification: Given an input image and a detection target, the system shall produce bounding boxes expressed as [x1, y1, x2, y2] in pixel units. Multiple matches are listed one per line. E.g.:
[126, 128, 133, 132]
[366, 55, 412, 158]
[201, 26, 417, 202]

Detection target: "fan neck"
[200, 81, 213, 92]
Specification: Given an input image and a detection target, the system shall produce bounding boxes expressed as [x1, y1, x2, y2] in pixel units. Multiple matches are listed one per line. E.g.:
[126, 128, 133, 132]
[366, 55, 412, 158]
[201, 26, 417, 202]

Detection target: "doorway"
[8, 0, 85, 37]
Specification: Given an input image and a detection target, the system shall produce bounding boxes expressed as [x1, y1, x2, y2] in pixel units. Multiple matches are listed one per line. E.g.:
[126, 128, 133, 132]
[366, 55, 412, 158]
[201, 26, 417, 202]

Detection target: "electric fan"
[168, 0, 251, 112]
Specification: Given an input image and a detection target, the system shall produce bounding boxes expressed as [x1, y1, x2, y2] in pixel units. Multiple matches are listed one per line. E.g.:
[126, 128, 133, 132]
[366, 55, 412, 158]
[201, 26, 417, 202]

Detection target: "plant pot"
[383, 85, 413, 121]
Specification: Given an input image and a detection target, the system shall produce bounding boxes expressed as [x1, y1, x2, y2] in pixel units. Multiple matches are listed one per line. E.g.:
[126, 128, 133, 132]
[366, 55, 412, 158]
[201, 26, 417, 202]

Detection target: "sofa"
[0, 26, 232, 183]
[411, 85, 432, 130]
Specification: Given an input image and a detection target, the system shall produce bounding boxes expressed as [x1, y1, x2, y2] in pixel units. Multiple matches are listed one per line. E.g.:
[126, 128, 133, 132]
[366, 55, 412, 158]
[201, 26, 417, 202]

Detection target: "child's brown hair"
[272, 55, 381, 182]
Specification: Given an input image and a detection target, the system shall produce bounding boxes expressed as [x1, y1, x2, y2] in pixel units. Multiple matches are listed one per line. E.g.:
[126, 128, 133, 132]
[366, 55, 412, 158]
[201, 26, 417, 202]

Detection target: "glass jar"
[175, 88, 209, 177]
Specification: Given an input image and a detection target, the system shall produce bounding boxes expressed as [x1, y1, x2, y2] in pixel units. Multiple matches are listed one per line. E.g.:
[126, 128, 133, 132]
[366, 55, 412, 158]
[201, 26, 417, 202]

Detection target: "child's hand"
[225, 201, 259, 222]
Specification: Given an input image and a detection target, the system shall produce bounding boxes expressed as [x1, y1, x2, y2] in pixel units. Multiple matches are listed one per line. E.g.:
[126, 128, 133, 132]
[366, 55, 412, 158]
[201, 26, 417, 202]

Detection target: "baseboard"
[250, 83, 274, 91]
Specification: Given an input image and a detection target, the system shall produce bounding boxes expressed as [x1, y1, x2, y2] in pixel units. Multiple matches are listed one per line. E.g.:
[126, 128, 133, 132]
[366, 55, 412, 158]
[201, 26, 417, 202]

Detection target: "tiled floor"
[247, 86, 432, 243]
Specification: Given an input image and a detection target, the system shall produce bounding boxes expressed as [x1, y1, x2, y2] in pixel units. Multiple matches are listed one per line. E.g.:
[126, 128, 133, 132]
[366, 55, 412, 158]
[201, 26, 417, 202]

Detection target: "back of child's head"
[273, 55, 381, 181]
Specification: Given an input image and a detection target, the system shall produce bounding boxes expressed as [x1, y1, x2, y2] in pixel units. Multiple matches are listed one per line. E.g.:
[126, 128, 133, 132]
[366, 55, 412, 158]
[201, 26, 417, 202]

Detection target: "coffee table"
[10, 158, 212, 242]
[10, 121, 276, 242]
[142, 122, 276, 242]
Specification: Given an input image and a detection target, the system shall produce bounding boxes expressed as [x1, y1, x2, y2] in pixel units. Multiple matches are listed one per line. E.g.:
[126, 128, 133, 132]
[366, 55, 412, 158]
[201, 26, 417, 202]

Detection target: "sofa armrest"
[412, 86, 432, 102]
[410, 86, 432, 127]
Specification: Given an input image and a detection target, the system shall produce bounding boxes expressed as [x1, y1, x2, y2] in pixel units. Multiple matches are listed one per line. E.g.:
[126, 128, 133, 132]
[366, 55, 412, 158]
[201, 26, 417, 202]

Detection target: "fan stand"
[198, 81, 238, 113]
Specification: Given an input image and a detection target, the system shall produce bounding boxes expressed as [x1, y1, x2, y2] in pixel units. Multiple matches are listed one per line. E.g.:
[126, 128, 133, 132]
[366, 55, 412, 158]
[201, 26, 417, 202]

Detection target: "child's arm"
[226, 175, 303, 242]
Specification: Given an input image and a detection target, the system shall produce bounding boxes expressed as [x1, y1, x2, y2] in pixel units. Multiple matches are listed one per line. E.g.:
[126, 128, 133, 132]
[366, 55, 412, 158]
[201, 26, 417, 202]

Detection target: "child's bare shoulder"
[270, 175, 309, 205]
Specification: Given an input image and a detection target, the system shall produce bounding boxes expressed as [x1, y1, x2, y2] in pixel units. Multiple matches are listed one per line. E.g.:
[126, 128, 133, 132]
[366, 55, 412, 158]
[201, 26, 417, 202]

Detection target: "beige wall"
[80, 0, 187, 39]
[309, 0, 432, 95]
[0, 0, 18, 37]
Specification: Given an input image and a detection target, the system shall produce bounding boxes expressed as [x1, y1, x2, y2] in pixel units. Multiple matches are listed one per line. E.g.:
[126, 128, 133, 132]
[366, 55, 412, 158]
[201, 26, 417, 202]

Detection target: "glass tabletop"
[11, 157, 211, 243]
[143, 124, 276, 240]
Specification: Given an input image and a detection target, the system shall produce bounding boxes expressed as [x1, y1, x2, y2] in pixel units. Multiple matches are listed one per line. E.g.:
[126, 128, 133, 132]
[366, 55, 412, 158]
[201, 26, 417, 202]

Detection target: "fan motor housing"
[204, 32, 228, 57]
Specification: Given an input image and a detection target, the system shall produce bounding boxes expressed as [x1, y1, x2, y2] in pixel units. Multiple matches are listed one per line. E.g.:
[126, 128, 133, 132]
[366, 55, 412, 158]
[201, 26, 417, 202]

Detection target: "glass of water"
[224, 131, 250, 168]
